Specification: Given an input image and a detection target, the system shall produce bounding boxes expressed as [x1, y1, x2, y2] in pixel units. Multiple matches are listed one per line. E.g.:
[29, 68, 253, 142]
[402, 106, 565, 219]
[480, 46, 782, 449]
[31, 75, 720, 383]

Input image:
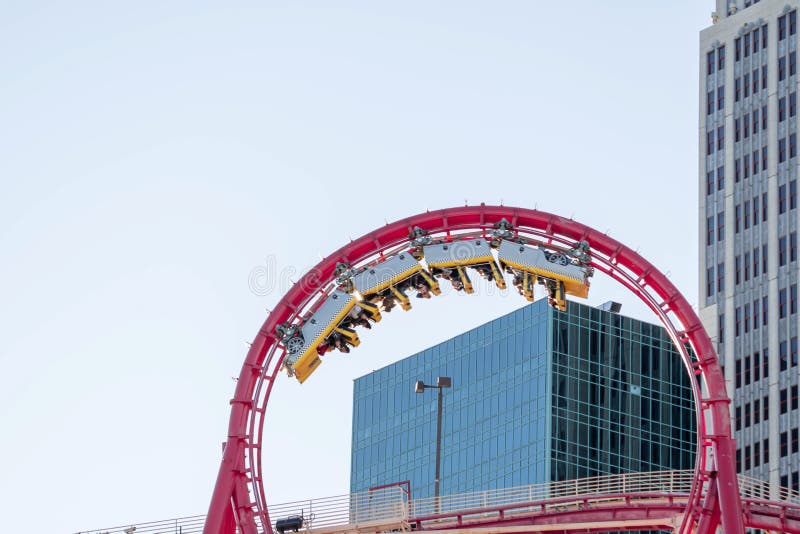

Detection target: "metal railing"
[75, 513, 205, 534]
[738, 472, 800, 504]
[78, 469, 800, 533]
[266, 485, 408, 532]
[409, 469, 696, 519]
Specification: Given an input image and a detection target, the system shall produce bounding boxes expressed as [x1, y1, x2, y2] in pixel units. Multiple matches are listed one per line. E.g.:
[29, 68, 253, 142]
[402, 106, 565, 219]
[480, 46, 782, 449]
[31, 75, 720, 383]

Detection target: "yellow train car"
[424, 239, 506, 291]
[496, 239, 591, 311]
[286, 252, 441, 383]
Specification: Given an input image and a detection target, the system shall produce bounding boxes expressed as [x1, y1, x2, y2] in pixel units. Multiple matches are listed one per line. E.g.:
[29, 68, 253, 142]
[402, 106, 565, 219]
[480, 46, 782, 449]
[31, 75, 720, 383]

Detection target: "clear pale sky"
[0, 2, 711, 532]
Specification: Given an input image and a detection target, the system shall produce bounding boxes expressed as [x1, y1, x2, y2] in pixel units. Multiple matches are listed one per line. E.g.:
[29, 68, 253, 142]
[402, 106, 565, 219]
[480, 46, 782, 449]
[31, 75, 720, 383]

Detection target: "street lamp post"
[415, 376, 451, 511]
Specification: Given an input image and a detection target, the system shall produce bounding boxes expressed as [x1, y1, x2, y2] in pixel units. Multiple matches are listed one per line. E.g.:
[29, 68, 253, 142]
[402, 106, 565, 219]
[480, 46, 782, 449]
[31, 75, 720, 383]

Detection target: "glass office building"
[350, 299, 695, 499]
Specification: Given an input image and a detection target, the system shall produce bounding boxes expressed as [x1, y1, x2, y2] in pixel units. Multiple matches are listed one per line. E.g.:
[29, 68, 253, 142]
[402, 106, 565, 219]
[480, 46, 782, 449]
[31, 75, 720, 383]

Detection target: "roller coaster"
[201, 205, 768, 534]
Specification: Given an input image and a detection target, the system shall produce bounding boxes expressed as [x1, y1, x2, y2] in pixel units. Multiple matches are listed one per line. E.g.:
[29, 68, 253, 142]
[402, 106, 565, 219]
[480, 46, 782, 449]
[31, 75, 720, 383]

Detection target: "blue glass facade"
[350, 300, 695, 499]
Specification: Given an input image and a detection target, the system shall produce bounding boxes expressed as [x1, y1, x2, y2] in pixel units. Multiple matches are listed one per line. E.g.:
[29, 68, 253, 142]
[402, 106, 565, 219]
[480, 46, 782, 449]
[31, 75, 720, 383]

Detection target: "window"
[735, 255, 742, 284]
[744, 73, 751, 98]
[718, 312, 725, 340]
[780, 235, 787, 265]
[763, 144, 768, 170]
[780, 137, 787, 163]
[735, 158, 741, 182]
[754, 28, 760, 52]
[753, 68, 759, 94]
[780, 14, 788, 41]
[792, 284, 798, 314]
[753, 109, 760, 134]
[735, 77, 742, 101]
[782, 388, 789, 414]
[792, 10, 798, 35]
[753, 149, 760, 174]
[764, 437, 770, 463]
[793, 337, 799, 366]
[719, 45, 726, 69]
[792, 92, 797, 117]
[718, 86, 725, 111]
[754, 299, 761, 329]
[782, 431, 789, 458]
[736, 37, 742, 60]
[744, 200, 751, 229]
[764, 391, 770, 416]
[718, 126, 725, 151]
[792, 52, 797, 77]
[763, 65, 768, 89]
[763, 244, 768, 273]
[781, 184, 787, 213]
[753, 198, 760, 226]
[792, 180, 798, 209]
[707, 51, 715, 75]
[717, 262, 725, 293]
[706, 216, 714, 245]
[707, 132, 714, 155]
[794, 427, 799, 455]
[755, 398, 761, 424]
[780, 96, 787, 121]
[780, 287, 787, 318]
[792, 233, 798, 262]
[718, 165, 725, 190]
[744, 34, 751, 58]
[707, 267, 715, 297]
[735, 118, 741, 141]
[778, 184, 786, 213]
[735, 360, 742, 387]
[763, 105, 768, 129]
[794, 385, 800, 410]
[745, 251, 751, 281]
[763, 295, 769, 325]
[735, 204, 741, 233]
[754, 441, 761, 467]
[780, 56, 787, 81]
[744, 154, 750, 178]
[763, 193, 768, 222]
[744, 303, 751, 333]
[763, 24, 769, 49]
[718, 212, 726, 241]
[792, 134, 798, 159]
[736, 406, 742, 431]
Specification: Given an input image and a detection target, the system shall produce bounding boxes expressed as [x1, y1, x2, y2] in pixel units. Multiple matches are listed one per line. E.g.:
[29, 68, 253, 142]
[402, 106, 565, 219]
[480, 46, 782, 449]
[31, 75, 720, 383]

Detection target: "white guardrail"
[76, 470, 800, 534]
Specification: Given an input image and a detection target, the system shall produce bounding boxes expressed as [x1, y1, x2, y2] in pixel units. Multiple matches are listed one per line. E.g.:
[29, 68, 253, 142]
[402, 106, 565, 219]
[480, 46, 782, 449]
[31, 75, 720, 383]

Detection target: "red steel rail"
[204, 205, 742, 534]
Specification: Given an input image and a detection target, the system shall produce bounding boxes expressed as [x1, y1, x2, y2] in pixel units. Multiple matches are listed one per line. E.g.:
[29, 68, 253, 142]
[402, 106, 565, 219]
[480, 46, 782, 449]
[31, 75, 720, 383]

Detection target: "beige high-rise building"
[700, 0, 800, 493]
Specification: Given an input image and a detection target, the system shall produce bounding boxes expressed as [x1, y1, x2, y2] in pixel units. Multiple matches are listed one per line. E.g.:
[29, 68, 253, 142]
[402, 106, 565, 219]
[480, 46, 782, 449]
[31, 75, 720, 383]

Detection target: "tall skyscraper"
[350, 300, 694, 499]
[699, 0, 800, 491]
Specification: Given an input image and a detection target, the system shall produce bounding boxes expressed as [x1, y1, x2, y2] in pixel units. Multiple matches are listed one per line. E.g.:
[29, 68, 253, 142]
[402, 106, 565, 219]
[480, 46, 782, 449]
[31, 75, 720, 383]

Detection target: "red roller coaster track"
[204, 205, 743, 534]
